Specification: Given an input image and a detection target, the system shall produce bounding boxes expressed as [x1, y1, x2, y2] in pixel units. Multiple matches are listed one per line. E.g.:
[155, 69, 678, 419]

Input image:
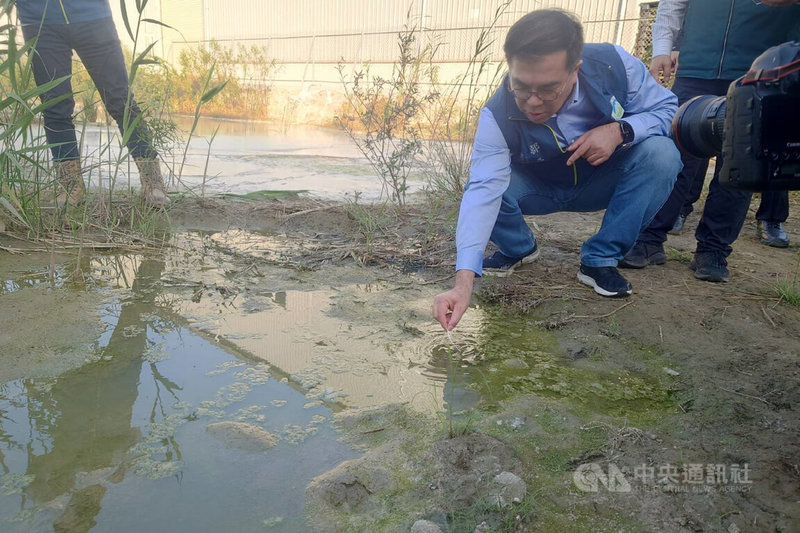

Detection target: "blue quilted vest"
[485, 43, 629, 184]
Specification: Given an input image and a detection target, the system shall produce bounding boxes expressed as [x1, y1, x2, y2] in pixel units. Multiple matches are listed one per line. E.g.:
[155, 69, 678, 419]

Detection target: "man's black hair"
[503, 9, 584, 68]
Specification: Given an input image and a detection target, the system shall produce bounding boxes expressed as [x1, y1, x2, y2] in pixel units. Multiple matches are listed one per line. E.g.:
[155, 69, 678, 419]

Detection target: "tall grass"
[0, 0, 227, 242]
[0, 0, 70, 232]
[336, 10, 440, 206]
[420, 1, 511, 201]
[775, 250, 800, 308]
[335, 1, 511, 206]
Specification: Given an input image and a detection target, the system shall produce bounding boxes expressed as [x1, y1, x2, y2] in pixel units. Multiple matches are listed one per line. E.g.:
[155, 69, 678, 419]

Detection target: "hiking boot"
[619, 241, 666, 269]
[757, 220, 790, 248]
[668, 213, 687, 235]
[690, 251, 729, 282]
[53, 159, 85, 208]
[577, 264, 632, 297]
[482, 245, 540, 276]
[135, 157, 169, 208]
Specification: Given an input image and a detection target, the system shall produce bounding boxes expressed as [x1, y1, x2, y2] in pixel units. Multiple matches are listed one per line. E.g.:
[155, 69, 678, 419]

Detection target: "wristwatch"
[618, 120, 634, 145]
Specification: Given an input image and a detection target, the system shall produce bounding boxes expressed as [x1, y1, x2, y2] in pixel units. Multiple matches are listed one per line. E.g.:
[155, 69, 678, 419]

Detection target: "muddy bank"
[1, 192, 799, 532]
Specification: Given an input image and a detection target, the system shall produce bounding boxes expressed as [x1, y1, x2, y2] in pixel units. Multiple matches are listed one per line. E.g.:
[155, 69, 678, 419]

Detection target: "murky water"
[0, 261, 361, 532]
[0, 237, 479, 532]
[75, 117, 428, 201]
[0, 228, 673, 531]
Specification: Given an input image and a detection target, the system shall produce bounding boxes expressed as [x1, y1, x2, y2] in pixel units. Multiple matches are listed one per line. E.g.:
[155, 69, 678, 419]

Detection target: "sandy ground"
[1, 191, 798, 532]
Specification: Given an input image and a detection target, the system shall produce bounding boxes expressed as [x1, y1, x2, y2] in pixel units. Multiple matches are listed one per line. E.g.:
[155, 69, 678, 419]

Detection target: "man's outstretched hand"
[433, 270, 475, 331]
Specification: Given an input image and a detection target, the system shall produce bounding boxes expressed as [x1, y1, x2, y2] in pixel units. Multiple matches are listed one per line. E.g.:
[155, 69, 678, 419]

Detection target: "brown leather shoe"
[135, 157, 169, 208]
[53, 159, 85, 208]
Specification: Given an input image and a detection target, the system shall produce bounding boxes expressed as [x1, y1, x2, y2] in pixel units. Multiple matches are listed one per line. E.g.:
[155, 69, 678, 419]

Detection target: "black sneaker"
[619, 241, 667, 269]
[690, 251, 729, 282]
[757, 220, 790, 248]
[482, 245, 540, 276]
[577, 265, 633, 297]
[668, 213, 687, 235]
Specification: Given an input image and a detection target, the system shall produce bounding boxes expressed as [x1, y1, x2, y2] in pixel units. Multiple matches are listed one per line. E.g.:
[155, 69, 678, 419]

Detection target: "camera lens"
[671, 95, 727, 158]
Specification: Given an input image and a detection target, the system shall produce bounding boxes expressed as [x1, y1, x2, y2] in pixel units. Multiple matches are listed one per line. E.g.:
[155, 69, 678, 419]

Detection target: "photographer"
[621, 0, 800, 281]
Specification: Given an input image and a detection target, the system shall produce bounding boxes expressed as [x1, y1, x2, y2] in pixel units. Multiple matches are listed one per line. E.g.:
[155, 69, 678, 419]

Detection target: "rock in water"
[411, 520, 444, 533]
[206, 421, 278, 452]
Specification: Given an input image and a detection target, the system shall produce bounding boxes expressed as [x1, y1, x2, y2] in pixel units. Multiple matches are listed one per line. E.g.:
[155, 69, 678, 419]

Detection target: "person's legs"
[755, 191, 790, 247]
[487, 171, 564, 259]
[636, 78, 731, 248]
[668, 154, 709, 234]
[69, 18, 167, 206]
[695, 162, 753, 256]
[690, 160, 753, 281]
[681, 158, 708, 216]
[756, 191, 789, 222]
[21, 23, 79, 162]
[494, 137, 681, 263]
[570, 137, 681, 267]
[22, 23, 86, 206]
[488, 137, 680, 294]
[68, 18, 156, 160]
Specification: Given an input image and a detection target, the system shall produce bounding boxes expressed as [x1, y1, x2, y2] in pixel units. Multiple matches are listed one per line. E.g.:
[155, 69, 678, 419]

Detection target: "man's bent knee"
[636, 137, 682, 175]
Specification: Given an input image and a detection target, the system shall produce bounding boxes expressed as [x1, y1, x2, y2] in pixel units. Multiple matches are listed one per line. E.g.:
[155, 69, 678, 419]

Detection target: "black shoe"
[619, 241, 667, 269]
[690, 251, 729, 282]
[577, 265, 632, 297]
[482, 245, 540, 276]
[668, 213, 687, 235]
[757, 220, 790, 248]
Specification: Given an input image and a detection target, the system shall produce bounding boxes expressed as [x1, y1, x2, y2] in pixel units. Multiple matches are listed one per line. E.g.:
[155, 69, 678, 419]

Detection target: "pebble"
[410, 519, 443, 533]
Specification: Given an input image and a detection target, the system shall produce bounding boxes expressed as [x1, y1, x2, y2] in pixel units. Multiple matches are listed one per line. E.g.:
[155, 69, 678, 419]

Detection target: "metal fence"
[161, 0, 659, 74]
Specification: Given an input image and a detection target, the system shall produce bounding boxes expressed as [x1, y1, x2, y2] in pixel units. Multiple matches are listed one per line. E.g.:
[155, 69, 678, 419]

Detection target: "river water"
[76, 116, 428, 202]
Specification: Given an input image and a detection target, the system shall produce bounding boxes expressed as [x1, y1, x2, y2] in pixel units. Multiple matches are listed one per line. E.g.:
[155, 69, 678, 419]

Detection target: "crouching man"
[433, 9, 681, 331]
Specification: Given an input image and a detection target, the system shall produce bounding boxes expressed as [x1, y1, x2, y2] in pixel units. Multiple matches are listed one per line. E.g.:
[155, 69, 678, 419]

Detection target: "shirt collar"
[548, 78, 581, 120]
[571, 77, 581, 104]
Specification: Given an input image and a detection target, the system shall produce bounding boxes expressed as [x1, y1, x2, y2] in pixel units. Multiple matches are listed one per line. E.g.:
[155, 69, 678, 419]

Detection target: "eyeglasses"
[507, 77, 570, 102]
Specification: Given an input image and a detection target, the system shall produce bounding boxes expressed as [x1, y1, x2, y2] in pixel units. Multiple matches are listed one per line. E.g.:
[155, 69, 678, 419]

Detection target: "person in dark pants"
[17, 0, 168, 208]
[621, 0, 800, 282]
[666, 85, 790, 249]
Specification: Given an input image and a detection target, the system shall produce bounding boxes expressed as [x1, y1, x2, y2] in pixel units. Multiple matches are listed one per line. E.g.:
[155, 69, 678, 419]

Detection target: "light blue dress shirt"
[455, 44, 678, 275]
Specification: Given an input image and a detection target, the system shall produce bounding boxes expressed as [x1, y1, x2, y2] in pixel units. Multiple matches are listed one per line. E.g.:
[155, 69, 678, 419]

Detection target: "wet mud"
[1, 193, 799, 532]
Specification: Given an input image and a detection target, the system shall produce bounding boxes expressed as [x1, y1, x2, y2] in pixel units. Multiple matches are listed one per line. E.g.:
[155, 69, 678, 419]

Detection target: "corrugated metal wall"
[159, 0, 207, 64]
[181, 0, 636, 64]
[109, 0, 164, 55]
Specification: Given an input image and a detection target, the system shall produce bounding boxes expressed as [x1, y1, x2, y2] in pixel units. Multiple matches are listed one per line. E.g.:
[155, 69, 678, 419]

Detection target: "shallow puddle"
[0, 238, 479, 531]
[0, 278, 359, 531]
[0, 229, 673, 531]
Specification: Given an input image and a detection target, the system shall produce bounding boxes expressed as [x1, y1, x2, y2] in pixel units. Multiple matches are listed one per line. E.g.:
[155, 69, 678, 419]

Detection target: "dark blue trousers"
[639, 77, 787, 256]
[22, 17, 156, 162]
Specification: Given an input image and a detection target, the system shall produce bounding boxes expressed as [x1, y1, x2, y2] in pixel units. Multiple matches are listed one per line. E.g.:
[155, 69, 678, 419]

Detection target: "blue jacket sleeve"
[455, 107, 511, 276]
[614, 45, 678, 144]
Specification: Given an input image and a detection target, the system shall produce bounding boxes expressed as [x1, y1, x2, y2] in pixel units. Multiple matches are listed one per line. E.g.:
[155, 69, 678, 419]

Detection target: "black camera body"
[672, 41, 800, 191]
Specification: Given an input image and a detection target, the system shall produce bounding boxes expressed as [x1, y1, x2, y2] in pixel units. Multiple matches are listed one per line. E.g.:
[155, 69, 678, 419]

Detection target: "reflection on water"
[0, 255, 358, 532]
[0, 226, 678, 531]
[0, 233, 507, 532]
